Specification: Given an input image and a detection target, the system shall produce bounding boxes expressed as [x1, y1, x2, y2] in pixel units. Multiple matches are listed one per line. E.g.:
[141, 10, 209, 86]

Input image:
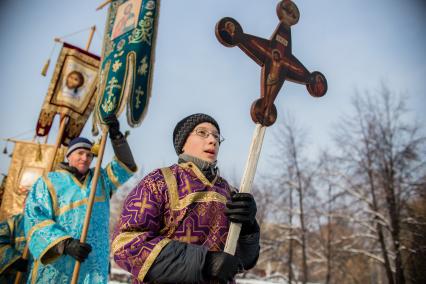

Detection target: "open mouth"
[204, 149, 215, 155]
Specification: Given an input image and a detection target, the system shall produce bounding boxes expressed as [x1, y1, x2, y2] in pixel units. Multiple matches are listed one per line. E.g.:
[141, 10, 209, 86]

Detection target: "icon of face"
[224, 21, 236, 36]
[66, 71, 84, 90]
[278, 1, 300, 26]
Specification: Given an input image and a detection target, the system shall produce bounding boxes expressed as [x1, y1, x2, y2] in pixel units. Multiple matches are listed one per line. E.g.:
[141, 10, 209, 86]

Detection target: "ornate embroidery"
[112, 60, 122, 72]
[137, 56, 148, 76]
[129, 11, 154, 45]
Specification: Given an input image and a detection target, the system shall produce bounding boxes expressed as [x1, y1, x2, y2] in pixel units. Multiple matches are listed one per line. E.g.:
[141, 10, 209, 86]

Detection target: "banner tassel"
[41, 39, 59, 77]
[41, 59, 51, 77]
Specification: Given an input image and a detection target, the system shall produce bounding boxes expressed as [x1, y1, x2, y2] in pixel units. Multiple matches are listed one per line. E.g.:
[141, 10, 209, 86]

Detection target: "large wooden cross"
[215, 0, 327, 126]
[214, 0, 328, 256]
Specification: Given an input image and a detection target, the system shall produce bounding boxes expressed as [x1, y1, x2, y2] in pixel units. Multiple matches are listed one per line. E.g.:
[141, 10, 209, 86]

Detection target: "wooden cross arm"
[216, 17, 269, 67]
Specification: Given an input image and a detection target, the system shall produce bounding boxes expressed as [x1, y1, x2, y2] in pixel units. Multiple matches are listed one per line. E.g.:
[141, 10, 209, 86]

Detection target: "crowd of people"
[0, 113, 260, 283]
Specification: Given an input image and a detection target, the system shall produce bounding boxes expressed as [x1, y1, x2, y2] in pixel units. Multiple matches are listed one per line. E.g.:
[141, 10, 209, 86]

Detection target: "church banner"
[36, 42, 100, 145]
[0, 140, 66, 221]
[95, 0, 160, 130]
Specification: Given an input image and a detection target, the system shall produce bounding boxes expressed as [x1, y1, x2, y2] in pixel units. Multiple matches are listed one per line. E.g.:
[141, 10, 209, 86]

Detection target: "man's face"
[182, 122, 220, 163]
[68, 148, 93, 174]
[67, 73, 82, 89]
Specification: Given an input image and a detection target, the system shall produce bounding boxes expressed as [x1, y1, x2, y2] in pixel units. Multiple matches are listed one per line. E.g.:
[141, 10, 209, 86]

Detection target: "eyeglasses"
[192, 127, 225, 143]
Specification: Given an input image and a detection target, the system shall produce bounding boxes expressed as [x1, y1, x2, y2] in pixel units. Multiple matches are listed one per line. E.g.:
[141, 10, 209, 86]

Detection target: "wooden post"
[47, 115, 68, 171]
[71, 126, 108, 284]
[70, 23, 100, 284]
[85, 26, 96, 51]
[224, 124, 266, 255]
[96, 0, 112, 11]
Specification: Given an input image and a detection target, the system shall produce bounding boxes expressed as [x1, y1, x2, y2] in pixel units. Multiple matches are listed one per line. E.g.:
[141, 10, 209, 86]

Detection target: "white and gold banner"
[0, 140, 66, 221]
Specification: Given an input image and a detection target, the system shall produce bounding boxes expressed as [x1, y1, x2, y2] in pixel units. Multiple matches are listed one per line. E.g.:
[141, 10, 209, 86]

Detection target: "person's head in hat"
[173, 113, 223, 163]
[66, 137, 94, 174]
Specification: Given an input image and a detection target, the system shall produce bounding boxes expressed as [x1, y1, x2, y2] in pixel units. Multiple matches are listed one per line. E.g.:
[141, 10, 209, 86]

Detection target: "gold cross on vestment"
[179, 223, 199, 243]
[134, 193, 152, 213]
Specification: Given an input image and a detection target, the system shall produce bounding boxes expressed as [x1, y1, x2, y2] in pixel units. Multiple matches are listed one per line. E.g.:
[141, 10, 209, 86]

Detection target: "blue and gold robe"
[24, 158, 135, 284]
[0, 213, 30, 284]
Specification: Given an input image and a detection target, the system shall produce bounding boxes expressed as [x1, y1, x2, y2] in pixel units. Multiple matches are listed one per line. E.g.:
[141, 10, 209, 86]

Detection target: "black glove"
[203, 251, 242, 283]
[104, 114, 123, 140]
[225, 192, 258, 235]
[11, 257, 28, 272]
[63, 238, 92, 262]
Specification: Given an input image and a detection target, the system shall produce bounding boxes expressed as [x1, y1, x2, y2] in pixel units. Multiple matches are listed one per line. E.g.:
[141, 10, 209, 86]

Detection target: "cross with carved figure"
[215, 0, 327, 126]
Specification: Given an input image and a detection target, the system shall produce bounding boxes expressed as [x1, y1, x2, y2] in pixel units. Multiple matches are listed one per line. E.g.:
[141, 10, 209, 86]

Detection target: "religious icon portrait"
[62, 70, 85, 100]
[278, 0, 300, 26]
[35, 43, 99, 146]
[111, 0, 142, 40]
[51, 55, 98, 114]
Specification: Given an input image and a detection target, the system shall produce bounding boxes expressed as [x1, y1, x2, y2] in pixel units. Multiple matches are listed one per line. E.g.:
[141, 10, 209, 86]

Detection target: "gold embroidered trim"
[111, 231, 142, 255]
[7, 218, 14, 234]
[27, 220, 55, 242]
[180, 162, 217, 187]
[177, 192, 227, 210]
[107, 163, 121, 188]
[56, 169, 89, 189]
[160, 167, 178, 210]
[137, 238, 171, 281]
[57, 195, 105, 216]
[40, 235, 72, 265]
[15, 236, 26, 243]
[0, 254, 21, 274]
[45, 171, 106, 216]
[31, 259, 39, 284]
[160, 166, 227, 211]
[42, 175, 59, 215]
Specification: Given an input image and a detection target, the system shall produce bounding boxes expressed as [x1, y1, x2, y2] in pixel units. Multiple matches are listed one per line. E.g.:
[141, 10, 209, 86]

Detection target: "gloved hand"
[225, 192, 259, 235]
[104, 114, 123, 140]
[63, 238, 92, 262]
[11, 257, 28, 272]
[203, 251, 242, 283]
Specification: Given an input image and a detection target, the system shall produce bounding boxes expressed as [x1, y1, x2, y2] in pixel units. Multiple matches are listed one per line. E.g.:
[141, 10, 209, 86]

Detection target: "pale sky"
[1, 0, 425, 185]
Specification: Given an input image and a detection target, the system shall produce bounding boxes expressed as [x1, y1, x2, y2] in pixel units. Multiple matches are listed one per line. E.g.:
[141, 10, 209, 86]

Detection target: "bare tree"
[333, 85, 426, 284]
[268, 113, 317, 284]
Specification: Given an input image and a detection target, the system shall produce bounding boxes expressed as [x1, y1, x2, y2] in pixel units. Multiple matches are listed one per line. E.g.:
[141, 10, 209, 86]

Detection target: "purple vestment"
[112, 162, 234, 283]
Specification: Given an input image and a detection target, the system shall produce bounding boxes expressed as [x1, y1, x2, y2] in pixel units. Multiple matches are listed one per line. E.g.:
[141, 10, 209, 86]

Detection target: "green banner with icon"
[95, 0, 160, 130]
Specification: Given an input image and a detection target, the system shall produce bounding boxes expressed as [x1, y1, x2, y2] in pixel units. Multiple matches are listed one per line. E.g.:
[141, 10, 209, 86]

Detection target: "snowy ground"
[108, 267, 315, 284]
[109, 281, 284, 284]
[109, 277, 289, 284]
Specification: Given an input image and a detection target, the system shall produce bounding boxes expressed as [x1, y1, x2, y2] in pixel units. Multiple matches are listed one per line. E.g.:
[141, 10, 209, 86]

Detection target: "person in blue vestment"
[0, 213, 31, 283]
[24, 115, 137, 283]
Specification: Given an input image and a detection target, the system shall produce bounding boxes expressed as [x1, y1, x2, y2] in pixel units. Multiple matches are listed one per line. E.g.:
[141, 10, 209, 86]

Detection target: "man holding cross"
[24, 115, 137, 283]
[112, 113, 260, 283]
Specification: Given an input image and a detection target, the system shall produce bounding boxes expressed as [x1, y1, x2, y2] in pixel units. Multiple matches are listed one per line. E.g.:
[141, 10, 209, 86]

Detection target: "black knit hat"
[173, 113, 220, 155]
[66, 137, 93, 157]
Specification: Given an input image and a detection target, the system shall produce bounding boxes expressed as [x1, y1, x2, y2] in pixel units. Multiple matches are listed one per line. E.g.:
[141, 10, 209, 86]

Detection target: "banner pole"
[70, 126, 108, 284]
